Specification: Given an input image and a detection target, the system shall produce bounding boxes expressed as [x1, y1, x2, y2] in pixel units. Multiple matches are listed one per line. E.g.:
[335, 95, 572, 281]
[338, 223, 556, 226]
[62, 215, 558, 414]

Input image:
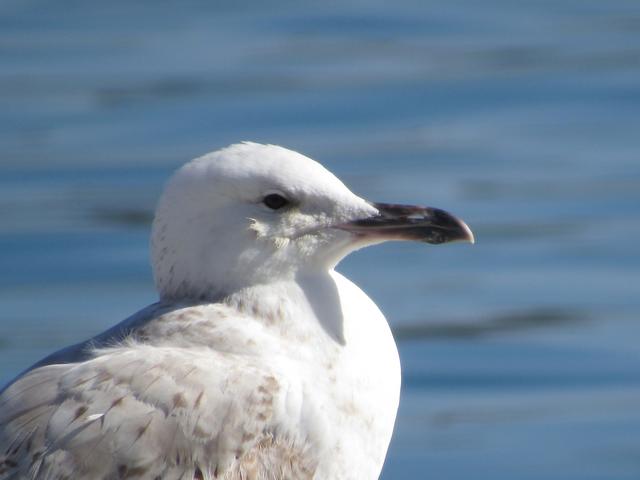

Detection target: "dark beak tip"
[458, 220, 475, 245]
[347, 202, 475, 246]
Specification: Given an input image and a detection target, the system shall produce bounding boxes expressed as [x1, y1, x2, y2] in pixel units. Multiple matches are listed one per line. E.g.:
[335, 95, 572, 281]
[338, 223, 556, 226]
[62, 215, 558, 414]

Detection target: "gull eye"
[263, 193, 289, 210]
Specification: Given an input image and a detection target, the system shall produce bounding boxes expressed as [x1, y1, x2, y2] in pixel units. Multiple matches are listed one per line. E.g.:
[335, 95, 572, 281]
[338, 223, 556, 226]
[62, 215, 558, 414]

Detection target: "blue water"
[2, 0, 640, 478]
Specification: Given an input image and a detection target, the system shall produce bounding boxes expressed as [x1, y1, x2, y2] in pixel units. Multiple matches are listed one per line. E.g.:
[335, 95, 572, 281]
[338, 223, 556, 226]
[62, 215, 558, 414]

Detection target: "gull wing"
[0, 343, 315, 480]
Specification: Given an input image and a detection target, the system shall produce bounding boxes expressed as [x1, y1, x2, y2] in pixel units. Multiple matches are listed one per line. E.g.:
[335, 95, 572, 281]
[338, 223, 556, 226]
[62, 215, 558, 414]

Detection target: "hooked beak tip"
[460, 220, 475, 245]
[340, 202, 475, 246]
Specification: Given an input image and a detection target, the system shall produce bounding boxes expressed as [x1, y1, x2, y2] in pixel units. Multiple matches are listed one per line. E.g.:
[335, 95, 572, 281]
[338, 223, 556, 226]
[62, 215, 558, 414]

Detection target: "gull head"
[152, 142, 474, 300]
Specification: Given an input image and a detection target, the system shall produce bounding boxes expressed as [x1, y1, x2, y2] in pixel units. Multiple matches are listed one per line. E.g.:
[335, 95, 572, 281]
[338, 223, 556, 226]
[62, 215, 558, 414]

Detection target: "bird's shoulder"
[0, 303, 318, 479]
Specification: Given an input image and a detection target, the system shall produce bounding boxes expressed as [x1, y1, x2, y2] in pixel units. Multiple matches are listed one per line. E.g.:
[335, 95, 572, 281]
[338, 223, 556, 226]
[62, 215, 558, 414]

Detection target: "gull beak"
[339, 202, 475, 245]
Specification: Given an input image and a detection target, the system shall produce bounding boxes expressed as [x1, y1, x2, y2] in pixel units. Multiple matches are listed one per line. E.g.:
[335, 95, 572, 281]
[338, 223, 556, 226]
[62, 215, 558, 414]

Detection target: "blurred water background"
[2, 0, 640, 478]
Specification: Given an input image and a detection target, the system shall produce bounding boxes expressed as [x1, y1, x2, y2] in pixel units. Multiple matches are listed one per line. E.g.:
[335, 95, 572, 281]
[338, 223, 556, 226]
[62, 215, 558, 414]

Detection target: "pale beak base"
[339, 202, 475, 245]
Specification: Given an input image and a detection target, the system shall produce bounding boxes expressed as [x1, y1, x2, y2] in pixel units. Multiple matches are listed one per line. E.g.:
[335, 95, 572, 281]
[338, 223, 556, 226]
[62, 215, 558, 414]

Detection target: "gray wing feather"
[13, 302, 173, 376]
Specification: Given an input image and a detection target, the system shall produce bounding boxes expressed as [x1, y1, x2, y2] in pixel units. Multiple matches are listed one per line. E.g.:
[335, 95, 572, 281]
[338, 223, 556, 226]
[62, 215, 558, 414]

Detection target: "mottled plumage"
[0, 143, 473, 479]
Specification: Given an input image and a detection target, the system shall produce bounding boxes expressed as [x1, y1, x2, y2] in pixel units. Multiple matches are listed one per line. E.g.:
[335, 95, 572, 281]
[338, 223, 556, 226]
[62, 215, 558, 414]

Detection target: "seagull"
[0, 142, 474, 480]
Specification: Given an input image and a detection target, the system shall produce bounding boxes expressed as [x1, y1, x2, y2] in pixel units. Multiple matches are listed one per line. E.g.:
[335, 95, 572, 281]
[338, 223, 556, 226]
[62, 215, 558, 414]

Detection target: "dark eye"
[263, 193, 289, 210]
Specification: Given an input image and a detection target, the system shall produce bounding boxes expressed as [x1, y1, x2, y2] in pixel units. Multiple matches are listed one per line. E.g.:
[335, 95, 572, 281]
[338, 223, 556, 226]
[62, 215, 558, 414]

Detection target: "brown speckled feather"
[0, 343, 315, 480]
